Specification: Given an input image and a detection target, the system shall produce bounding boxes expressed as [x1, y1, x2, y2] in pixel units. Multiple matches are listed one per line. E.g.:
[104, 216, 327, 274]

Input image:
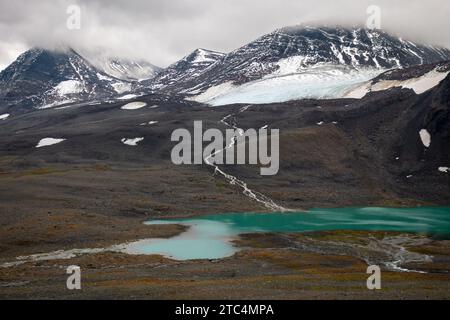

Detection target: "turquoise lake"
[123, 207, 450, 261]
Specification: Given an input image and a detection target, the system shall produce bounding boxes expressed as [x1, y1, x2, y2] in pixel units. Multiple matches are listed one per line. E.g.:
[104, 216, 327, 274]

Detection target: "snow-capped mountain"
[147, 48, 225, 91]
[147, 26, 450, 105]
[82, 53, 162, 81]
[0, 48, 134, 112]
[3, 26, 450, 112]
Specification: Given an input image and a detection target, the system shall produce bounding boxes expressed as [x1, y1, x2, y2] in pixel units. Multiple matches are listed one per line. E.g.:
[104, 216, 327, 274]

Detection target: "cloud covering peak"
[0, 0, 449, 70]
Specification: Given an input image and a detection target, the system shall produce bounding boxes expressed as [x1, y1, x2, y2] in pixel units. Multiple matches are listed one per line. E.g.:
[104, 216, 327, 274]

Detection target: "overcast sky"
[0, 0, 449, 70]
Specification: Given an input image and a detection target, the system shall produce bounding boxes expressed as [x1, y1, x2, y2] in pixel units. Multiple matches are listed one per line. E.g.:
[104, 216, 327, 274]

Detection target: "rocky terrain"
[0, 48, 157, 114]
[146, 26, 450, 97]
[0, 25, 449, 300]
[0, 72, 449, 219]
[3, 26, 450, 114]
[1, 230, 449, 300]
[0, 67, 449, 299]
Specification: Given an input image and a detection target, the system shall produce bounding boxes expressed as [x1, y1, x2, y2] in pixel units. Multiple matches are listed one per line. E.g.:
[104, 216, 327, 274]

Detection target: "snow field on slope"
[191, 61, 382, 106]
[345, 68, 450, 98]
[36, 138, 66, 148]
[121, 102, 147, 110]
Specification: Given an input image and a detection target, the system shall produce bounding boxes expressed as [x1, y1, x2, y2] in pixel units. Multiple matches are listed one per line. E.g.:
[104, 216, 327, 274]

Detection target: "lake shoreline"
[1, 228, 449, 299]
[1, 207, 450, 299]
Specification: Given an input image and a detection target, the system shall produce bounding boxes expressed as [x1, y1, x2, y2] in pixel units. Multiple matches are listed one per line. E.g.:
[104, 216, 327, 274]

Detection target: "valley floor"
[0, 91, 449, 299]
[0, 229, 449, 299]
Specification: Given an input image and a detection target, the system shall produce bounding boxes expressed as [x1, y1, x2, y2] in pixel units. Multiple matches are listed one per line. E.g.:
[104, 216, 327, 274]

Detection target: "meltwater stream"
[123, 207, 450, 261]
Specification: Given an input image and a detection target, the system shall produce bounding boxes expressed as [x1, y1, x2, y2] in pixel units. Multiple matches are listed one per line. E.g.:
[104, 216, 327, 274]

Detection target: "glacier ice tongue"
[190, 64, 383, 106]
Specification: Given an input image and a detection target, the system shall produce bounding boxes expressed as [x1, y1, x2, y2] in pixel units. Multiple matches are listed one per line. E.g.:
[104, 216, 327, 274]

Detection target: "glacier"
[190, 62, 384, 106]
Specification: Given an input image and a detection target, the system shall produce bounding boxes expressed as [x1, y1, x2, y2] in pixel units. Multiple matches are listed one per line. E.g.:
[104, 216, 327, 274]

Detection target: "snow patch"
[117, 94, 140, 100]
[55, 80, 83, 96]
[121, 137, 144, 146]
[36, 138, 66, 148]
[121, 102, 147, 110]
[112, 82, 132, 94]
[438, 167, 449, 173]
[344, 83, 371, 99]
[0, 113, 10, 120]
[273, 56, 310, 74]
[38, 100, 75, 110]
[419, 129, 431, 148]
[402, 69, 449, 94]
[189, 82, 236, 104]
[192, 49, 217, 64]
[96, 73, 113, 81]
[345, 69, 450, 98]
[140, 121, 158, 126]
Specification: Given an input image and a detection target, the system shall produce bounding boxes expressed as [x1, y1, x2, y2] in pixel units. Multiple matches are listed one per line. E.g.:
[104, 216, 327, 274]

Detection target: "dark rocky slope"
[147, 26, 450, 95]
[0, 48, 133, 114]
[0, 74, 449, 215]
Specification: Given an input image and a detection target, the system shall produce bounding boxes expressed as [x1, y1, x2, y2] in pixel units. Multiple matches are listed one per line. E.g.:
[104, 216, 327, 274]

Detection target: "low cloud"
[0, 0, 449, 69]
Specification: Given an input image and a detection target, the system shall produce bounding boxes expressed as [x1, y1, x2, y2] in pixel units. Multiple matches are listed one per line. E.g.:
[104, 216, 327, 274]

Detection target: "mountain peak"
[144, 47, 225, 91]
[185, 48, 225, 64]
[0, 47, 133, 112]
[232, 25, 450, 69]
[147, 25, 450, 101]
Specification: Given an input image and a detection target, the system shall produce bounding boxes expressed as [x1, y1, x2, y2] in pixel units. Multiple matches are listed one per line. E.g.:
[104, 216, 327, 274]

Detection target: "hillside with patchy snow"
[147, 48, 225, 92]
[0, 48, 137, 113]
[149, 26, 450, 105]
[2, 26, 450, 112]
